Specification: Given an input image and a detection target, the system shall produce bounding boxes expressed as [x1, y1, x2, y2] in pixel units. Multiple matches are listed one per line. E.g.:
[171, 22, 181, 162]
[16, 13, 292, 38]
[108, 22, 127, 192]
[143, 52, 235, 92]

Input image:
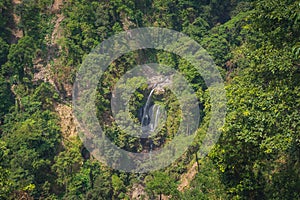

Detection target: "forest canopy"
[0, 0, 299, 199]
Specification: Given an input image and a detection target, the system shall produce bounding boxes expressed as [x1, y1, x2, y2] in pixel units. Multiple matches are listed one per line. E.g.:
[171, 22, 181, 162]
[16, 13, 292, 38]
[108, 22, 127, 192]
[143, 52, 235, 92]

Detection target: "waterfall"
[149, 104, 160, 131]
[140, 86, 164, 139]
[139, 86, 164, 159]
[141, 88, 155, 127]
[154, 105, 160, 131]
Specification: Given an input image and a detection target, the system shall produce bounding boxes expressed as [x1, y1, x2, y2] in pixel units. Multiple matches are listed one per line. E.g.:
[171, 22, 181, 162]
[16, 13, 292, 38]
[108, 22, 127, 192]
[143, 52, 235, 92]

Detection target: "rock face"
[152, 76, 173, 95]
[130, 183, 148, 200]
[54, 103, 77, 138]
[142, 65, 173, 94]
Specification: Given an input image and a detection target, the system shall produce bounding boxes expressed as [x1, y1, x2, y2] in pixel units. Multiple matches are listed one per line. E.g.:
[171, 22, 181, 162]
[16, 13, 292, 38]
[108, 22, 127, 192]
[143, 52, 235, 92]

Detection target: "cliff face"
[30, 0, 77, 141]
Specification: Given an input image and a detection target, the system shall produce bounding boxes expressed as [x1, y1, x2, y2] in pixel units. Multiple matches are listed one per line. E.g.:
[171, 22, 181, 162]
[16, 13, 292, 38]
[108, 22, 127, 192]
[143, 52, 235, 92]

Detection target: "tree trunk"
[195, 151, 200, 172]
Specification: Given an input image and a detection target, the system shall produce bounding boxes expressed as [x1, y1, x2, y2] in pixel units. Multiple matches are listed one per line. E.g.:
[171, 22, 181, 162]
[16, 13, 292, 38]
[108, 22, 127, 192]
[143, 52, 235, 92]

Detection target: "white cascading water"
[140, 93, 162, 134]
[154, 105, 160, 130]
[149, 104, 160, 131]
[140, 87, 163, 158]
[141, 88, 155, 128]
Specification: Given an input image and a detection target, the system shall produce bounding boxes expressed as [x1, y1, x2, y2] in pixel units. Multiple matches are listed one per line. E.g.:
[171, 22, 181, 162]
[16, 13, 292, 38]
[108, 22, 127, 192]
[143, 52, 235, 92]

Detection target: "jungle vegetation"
[0, 0, 299, 199]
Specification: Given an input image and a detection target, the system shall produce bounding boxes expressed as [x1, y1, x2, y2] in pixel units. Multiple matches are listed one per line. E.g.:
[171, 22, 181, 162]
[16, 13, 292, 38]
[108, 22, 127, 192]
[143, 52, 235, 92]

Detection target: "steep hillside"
[0, 0, 299, 199]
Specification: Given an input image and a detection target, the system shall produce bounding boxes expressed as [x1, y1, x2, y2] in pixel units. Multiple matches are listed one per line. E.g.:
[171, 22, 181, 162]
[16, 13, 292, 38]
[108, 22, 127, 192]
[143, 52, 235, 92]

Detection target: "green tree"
[181, 158, 227, 200]
[0, 75, 13, 121]
[52, 139, 82, 195]
[111, 174, 126, 199]
[145, 171, 178, 200]
[15, 0, 41, 37]
[212, 1, 300, 197]
[2, 105, 61, 198]
[0, 141, 12, 199]
[3, 36, 36, 82]
[0, 0, 12, 39]
[182, 17, 209, 42]
[0, 37, 9, 66]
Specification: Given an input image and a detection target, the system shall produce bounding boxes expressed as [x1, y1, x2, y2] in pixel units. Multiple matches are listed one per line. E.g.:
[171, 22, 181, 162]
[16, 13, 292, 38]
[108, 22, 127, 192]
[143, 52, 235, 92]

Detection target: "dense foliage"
[0, 0, 299, 199]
